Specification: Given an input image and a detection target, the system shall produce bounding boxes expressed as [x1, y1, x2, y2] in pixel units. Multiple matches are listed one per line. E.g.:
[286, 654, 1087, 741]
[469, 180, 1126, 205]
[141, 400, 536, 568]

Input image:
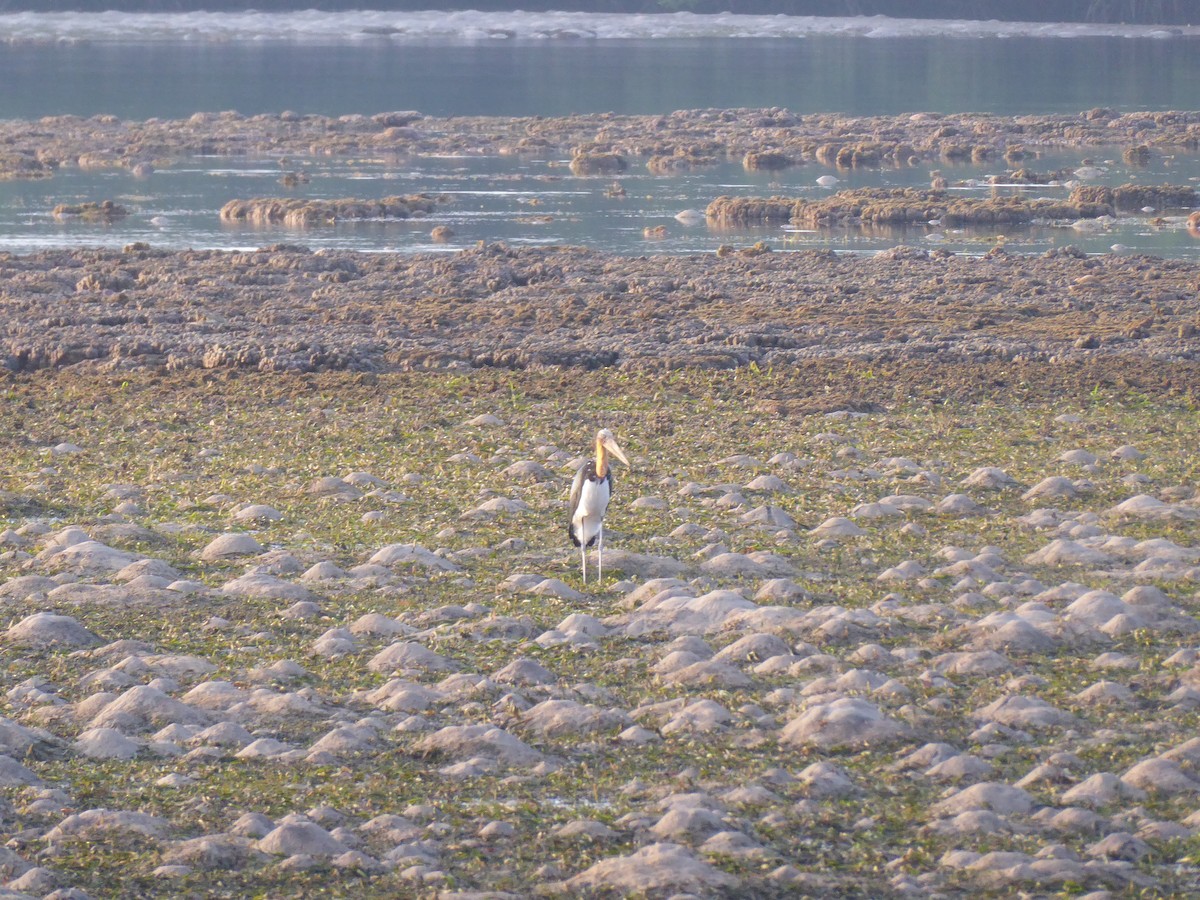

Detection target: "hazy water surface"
[2, 12, 1199, 119]
[1, 12, 1198, 258]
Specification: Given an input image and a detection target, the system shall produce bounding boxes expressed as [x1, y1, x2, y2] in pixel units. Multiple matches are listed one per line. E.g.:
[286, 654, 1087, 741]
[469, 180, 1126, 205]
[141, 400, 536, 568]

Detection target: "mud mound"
[1069, 183, 1198, 211]
[0, 152, 55, 180]
[218, 195, 443, 227]
[568, 152, 626, 176]
[52, 201, 128, 222]
[742, 150, 795, 172]
[646, 151, 718, 174]
[708, 189, 1116, 227]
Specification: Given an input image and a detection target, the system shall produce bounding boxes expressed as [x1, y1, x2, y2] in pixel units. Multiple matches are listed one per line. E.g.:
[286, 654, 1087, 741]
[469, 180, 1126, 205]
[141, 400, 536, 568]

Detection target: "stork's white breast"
[574, 477, 611, 522]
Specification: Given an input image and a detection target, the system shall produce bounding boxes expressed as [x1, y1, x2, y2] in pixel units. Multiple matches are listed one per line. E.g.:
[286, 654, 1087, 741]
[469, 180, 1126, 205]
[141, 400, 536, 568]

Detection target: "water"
[4, 149, 1197, 259]
[3, 12, 1200, 119]
[3, 37, 1200, 120]
[1, 11, 1198, 258]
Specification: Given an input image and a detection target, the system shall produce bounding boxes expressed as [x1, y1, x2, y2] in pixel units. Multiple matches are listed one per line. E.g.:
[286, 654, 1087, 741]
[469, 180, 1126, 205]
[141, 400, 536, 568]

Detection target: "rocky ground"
[1, 106, 1200, 899]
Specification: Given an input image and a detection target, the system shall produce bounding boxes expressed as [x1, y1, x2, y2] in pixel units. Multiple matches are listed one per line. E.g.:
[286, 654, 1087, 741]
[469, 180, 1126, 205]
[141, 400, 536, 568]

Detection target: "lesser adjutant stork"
[568, 429, 630, 584]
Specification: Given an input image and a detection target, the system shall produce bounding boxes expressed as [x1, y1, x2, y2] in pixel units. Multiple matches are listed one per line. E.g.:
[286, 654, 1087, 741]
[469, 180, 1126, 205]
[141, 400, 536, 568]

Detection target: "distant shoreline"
[0, 2, 1194, 28]
[0, 9, 1197, 41]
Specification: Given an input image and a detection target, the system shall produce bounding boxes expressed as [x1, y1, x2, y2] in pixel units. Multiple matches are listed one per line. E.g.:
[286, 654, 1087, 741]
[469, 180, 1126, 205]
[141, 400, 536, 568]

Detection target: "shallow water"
[2, 12, 1199, 259]
[2, 149, 1198, 259]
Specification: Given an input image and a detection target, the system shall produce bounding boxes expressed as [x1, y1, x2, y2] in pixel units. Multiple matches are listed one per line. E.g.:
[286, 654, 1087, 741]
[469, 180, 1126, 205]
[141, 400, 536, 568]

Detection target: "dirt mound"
[1069, 183, 1198, 211]
[707, 189, 1115, 227]
[218, 195, 443, 227]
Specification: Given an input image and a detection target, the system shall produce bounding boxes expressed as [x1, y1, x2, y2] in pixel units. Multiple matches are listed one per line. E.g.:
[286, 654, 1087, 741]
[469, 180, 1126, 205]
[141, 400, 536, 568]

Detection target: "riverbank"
[2, 241, 1198, 405]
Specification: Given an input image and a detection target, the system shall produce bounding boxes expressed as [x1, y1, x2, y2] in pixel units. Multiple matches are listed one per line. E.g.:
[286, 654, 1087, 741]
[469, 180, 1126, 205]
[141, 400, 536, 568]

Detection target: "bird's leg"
[580, 518, 588, 584]
[597, 523, 604, 583]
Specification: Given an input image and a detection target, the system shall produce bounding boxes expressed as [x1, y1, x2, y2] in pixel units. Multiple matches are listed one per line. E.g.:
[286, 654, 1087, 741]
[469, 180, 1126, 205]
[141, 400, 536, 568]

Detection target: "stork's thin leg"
[580, 518, 588, 583]
[597, 523, 604, 583]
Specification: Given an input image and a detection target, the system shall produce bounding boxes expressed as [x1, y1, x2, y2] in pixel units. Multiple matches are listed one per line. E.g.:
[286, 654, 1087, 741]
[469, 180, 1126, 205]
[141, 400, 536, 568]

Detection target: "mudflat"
[2, 242, 1199, 405]
[2, 107, 1198, 175]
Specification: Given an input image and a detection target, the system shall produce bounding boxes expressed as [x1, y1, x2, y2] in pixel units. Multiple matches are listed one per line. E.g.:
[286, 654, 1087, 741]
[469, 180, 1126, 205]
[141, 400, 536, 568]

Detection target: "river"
[1, 11, 1198, 258]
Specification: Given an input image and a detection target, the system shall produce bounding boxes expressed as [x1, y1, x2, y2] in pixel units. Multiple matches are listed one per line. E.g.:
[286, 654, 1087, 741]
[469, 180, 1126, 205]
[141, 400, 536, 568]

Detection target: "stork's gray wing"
[568, 464, 586, 531]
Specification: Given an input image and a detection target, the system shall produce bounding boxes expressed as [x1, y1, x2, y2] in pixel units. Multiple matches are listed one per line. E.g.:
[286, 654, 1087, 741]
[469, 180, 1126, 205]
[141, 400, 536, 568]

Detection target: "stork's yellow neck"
[595, 438, 609, 478]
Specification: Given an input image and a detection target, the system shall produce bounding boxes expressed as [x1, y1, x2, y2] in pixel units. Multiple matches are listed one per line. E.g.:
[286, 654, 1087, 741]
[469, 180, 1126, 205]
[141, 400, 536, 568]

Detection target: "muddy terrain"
[2, 107, 1198, 180]
[2, 240, 1199, 405]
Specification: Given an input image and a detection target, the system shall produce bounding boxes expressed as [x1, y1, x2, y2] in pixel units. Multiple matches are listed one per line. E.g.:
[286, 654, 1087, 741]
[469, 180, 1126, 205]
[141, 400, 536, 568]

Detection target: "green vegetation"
[1, 368, 1199, 896]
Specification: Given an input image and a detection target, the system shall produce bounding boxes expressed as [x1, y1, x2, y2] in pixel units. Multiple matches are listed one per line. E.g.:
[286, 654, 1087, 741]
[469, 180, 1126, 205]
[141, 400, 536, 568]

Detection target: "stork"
[568, 428, 630, 584]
